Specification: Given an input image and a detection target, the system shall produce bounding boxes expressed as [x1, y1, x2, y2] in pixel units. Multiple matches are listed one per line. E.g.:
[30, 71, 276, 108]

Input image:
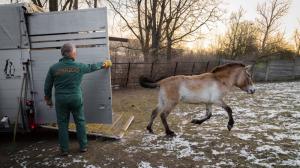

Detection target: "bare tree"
[216, 8, 260, 60]
[31, 0, 43, 7]
[29, 0, 94, 11]
[106, 0, 166, 62]
[106, 0, 222, 62]
[226, 8, 245, 59]
[163, 0, 221, 60]
[84, 0, 100, 8]
[49, 0, 58, 11]
[256, 0, 290, 56]
[217, 20, 259, 60]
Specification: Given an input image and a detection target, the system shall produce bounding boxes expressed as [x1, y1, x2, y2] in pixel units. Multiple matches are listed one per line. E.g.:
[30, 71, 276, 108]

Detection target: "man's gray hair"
[61, 43, 76, 57]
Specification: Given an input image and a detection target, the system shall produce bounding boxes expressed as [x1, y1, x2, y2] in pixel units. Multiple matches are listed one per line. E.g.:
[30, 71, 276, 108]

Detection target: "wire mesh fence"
[111, 61, 221, 88]
[111, 58, 300, 89]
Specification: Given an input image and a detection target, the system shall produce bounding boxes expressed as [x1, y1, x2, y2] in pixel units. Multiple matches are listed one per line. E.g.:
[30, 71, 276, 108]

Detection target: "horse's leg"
[160, 104, 176, 136]
[191, 103, 212, 125]
[221, 103, 234, 131]
[146, 107, 159, 133]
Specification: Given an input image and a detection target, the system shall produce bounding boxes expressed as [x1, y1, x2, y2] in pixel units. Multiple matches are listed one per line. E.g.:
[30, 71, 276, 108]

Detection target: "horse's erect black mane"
[211, 63, 245, 73]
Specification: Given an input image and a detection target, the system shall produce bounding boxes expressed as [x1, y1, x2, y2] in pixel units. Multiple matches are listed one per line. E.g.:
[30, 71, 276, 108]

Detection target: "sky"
[1, 0, 299, 49]
[106, 0, 300, 49]
[227, 0, 299, 40]
[185, 0, 300, 49]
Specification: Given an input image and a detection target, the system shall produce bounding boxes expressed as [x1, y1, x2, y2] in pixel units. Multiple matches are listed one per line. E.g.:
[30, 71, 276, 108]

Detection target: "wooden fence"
[253, 59, 300, 81]
[111, 58, 300, 88]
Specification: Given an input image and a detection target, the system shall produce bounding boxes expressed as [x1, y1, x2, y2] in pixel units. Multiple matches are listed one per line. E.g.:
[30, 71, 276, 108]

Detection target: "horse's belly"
[179, 84, 220, 104]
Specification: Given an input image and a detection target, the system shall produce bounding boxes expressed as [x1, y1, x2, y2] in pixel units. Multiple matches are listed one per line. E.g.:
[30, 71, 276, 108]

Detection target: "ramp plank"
[40, 113, 134, 139]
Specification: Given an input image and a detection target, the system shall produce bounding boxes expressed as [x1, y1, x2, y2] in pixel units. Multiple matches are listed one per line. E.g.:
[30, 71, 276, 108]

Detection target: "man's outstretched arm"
[80, 60, 112, 74]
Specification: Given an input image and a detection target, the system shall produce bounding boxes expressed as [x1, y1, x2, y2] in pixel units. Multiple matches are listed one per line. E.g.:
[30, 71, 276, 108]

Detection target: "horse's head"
[235, 65, 255, 94]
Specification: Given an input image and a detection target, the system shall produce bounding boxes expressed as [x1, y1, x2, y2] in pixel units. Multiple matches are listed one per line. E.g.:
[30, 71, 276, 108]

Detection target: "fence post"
[114, 57, 117, 70]
[251, 62, 256, 80]
[126, 63, 131, 87]
[265, 61, 270, 82]
[293, 59, 296, 80]
[205, 61, 210, 72]
[191, 62, 195, 75]
[150, 62, 154, 78]
[174, 62, 178, 75]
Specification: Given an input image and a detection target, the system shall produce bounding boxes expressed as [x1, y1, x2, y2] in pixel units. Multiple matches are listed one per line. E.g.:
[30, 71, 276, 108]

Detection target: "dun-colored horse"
[139, 63, 255, 136]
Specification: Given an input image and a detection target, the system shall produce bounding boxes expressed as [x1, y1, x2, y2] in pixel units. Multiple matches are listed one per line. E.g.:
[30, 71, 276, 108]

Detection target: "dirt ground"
[0, 81, 299, 168]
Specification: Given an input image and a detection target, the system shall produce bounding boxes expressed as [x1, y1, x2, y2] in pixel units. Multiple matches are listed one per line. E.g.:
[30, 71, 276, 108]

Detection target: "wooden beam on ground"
[40, 113, 134, 140]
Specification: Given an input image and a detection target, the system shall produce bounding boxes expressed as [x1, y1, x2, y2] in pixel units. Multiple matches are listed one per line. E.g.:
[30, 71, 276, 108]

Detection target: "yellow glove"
[102, 60, 112, 69]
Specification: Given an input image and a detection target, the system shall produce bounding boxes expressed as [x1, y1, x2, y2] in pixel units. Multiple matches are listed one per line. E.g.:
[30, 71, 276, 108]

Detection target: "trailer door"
[27, 8, 112, 124]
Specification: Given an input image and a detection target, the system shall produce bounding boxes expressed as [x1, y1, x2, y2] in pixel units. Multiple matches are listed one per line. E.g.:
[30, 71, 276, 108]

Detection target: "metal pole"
[265, 60, 270, 82]
[205, 61, 210, 72]
[21, 71, 28, 130]
[150, 62, 154, 78]
[126, 63, 131, 87]
[293, 59, 296, 80]
[191, 62, 195, 75]
[13, 74, 25, 143]
[174, 62, 178, 75]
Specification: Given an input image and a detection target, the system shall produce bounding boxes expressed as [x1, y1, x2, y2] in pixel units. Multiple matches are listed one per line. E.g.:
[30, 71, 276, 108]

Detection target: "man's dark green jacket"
[44, 57, 103, 99]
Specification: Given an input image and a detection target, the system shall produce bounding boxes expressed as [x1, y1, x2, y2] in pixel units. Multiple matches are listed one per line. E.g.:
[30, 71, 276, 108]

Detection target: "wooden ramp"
[41, 113, 134, 140]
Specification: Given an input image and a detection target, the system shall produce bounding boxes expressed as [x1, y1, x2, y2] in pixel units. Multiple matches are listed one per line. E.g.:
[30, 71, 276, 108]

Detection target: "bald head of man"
[61, 43, 77, 60]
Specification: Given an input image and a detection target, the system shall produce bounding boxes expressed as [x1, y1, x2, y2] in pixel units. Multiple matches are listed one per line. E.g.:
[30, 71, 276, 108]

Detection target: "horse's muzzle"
[247, 88, 255, 94]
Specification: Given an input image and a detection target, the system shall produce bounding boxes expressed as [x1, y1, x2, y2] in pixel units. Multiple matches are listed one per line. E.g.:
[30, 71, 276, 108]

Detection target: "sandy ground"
[0, 81, 299, 168]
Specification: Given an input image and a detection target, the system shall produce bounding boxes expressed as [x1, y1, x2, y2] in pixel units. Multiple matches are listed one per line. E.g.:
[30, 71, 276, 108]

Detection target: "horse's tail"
[139, 76, 160, 89]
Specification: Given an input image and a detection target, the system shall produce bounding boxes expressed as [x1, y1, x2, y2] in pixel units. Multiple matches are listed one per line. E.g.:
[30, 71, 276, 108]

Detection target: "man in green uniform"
[44, 43, 112, 155]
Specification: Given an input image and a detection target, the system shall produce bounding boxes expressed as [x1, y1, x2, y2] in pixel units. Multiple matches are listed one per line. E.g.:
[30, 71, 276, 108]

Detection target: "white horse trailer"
[0, 3, 112, 132]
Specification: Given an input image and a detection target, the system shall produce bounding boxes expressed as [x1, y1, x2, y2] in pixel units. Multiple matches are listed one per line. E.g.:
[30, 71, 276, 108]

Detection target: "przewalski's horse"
[139, 63, 255, 136]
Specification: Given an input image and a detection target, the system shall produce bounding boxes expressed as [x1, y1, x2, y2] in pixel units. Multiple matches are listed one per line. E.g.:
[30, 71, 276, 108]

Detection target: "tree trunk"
[142, 48, 151, 63]
[261, 29, 269, 55]
[94, 0, 98, 8]
[166, 36, 172, 60]
[49, 0, 58, 11]
[73, 0, 78, 9]
[31, 0, 43, 7]
[151, 0, 159, 61]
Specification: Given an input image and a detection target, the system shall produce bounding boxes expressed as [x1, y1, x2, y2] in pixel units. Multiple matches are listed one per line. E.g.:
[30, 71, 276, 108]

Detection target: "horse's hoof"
[191, 119, 203, 125]
[166, 130, 176, 137]
[191, 119, 198, 124]
[146, 126, 154, 134]
[227, 124, 233, 131]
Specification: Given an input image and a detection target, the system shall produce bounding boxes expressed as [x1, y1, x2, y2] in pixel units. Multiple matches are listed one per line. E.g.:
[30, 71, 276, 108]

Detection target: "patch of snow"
[288, 133, 300, 141]
[140, 134, 201, 159]
[142, 134, 158, 144]
[20, 161, 27, 168]
[216, 160, 235, 166]
[256, 145, 288, 155]
[138, 161, 152, 168]
[239, 146, 256, 161]
[281, 159, 300, 166]
[84, 164, 100, 168]
[234, 133, 252, 140]
[73, 158, 83, 163]
[260, 124, 281, 130]
[212, 149, 225, 155]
